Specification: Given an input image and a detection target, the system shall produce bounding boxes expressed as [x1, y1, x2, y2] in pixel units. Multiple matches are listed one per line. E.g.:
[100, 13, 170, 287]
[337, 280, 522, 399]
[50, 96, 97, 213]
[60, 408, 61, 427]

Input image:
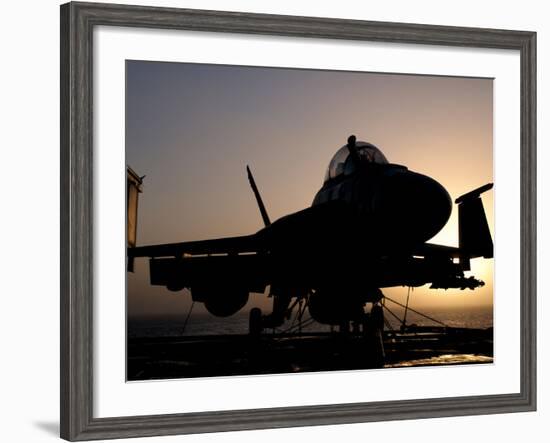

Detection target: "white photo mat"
[93, 25, 521, 418]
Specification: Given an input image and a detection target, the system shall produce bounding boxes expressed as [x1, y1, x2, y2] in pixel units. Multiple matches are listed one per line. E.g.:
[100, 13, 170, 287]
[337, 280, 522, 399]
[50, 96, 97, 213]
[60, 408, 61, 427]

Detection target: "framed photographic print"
[60, 1, 536, 441]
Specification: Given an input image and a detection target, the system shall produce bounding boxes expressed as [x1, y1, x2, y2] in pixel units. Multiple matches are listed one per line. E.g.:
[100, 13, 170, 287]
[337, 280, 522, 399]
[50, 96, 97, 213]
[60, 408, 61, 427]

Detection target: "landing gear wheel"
[249, 307, 263, 336]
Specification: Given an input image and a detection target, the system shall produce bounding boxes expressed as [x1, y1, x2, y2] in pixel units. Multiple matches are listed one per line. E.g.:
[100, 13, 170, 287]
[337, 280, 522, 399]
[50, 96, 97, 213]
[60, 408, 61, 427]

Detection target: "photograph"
[126, 60, 494, 381]
[56, 1, 537, 440]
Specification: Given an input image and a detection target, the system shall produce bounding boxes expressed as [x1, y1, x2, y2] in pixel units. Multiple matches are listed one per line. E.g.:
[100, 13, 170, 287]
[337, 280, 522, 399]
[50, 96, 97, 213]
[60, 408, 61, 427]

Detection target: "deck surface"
[127, 327, 493, 380]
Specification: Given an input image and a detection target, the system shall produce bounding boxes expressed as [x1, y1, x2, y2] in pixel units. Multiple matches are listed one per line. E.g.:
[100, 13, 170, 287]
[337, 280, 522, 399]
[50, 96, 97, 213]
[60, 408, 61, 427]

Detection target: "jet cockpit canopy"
[324, 141, 388, 183]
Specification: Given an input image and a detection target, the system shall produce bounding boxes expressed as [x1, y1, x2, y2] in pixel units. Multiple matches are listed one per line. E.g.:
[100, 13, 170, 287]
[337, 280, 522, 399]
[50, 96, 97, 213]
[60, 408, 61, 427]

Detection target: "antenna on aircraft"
[246, 165, 271, 227]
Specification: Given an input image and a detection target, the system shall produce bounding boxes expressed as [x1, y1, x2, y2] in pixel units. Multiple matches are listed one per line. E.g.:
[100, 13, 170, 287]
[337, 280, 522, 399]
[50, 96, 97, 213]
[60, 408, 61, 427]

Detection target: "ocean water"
[128, 305, 493, 338]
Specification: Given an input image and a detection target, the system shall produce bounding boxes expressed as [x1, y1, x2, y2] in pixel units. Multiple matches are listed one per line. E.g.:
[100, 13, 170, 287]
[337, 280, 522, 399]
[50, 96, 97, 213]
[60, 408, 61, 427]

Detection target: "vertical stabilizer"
[127, 166, 144, 271]
[455, 183, 493, 260]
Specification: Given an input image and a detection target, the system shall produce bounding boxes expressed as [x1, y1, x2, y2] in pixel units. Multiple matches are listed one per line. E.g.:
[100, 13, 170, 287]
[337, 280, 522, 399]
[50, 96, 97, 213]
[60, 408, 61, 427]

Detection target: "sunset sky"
[126, 60, 493, 322]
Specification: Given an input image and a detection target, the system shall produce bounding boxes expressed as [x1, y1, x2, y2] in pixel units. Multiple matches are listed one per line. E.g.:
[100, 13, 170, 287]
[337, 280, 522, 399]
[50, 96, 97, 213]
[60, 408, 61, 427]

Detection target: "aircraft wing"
[128, 234, 269, 295]
[128, 233, 264, 259]
[413, 242, 462, 258]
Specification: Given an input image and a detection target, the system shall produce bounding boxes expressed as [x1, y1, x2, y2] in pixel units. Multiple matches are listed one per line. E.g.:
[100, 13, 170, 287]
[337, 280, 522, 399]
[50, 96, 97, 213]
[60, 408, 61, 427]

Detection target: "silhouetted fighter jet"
[128, 135, 493, 337]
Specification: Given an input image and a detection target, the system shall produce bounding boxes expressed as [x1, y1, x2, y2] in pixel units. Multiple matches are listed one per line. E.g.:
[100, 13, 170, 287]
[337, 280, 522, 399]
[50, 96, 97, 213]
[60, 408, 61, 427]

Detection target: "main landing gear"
[248, 299, 386, 368]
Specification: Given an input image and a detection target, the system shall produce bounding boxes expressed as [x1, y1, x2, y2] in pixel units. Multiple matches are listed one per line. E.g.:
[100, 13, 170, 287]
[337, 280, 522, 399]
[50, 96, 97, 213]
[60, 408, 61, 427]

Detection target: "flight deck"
[127, 327, 493, 381]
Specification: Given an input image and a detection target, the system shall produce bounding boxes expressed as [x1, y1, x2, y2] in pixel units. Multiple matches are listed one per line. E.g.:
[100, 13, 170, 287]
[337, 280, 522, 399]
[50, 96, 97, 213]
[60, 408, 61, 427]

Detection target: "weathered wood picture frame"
[60, 1, 536, 440]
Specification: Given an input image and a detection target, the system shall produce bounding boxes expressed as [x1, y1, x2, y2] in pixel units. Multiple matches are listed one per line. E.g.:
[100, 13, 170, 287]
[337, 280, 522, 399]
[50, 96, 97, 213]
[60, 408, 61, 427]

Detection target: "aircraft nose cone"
[374, 170, 452, 245]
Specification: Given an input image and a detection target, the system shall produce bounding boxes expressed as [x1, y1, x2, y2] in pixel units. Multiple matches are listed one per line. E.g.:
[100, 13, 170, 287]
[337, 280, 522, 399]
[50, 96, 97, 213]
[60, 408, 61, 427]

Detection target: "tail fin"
[455, 183, 493, 260]
[246, 165, 271, 227]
